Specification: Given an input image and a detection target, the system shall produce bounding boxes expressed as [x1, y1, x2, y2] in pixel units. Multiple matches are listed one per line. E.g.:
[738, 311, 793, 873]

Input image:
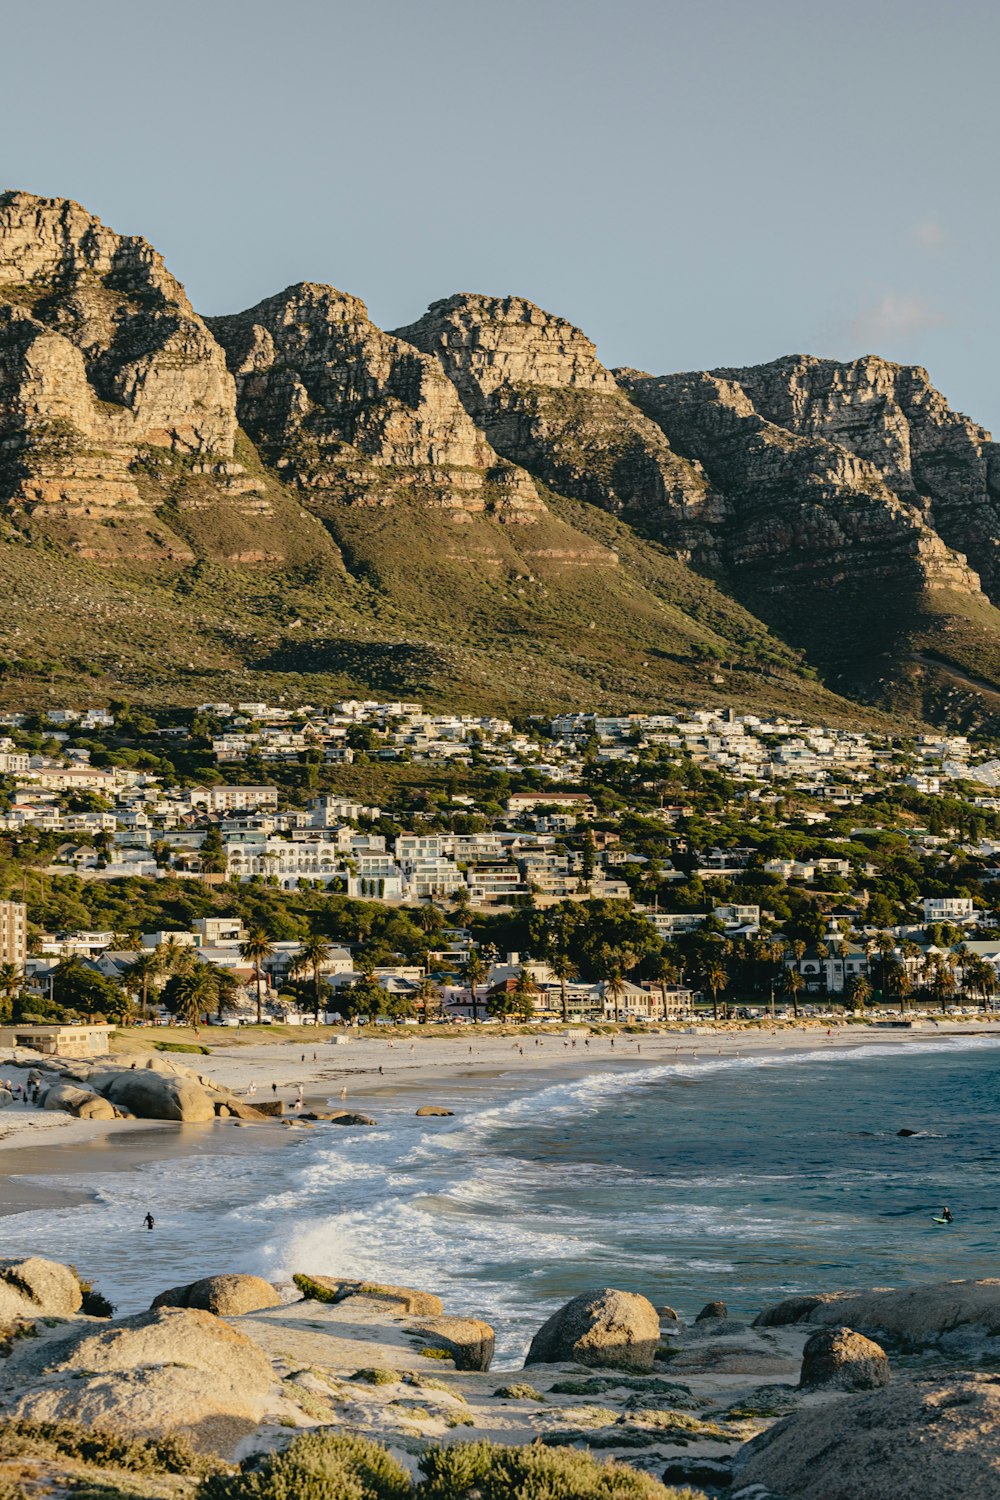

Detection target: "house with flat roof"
[0, 1022, 115, 1056]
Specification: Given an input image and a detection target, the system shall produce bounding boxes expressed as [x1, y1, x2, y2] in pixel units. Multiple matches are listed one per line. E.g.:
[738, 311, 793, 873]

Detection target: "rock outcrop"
[150, 1274, 282, 1317]
[0, 193, 234, 510]
[0, 1257, 83, 1322]
[5, 1305, 275, 1455]
[98, 1070, 216, 1123]
[41, 1081, 117, 1119]
[732, 1374, 1000, 1499]
[798, 1326, 890, 1391]
[294, 1275, 444, 1317]
[410, 1314, 495, 1371]
[209, 285, 545, 524]
[755, 1278, 1000, 1355]
[394, 294, 712, 539]
[524, 1287, 661, 1372]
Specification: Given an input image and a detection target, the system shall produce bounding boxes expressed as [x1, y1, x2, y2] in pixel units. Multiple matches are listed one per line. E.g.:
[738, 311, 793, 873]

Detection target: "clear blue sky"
[3, 0, 997, 428]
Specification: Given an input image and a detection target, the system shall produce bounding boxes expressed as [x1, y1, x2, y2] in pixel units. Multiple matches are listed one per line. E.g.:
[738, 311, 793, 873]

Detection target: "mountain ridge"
[1, 190, 999, 732]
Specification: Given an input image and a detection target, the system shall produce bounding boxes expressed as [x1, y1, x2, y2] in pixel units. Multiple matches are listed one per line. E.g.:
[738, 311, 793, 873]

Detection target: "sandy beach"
[3, 1019, 1000, 1212]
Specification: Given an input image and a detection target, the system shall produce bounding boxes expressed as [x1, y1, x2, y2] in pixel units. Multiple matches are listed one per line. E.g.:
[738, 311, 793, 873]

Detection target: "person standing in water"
[143, 1212, 155, 1230]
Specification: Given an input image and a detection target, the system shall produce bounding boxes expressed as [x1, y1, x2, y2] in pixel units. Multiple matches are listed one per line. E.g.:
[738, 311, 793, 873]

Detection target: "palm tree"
[463, 951, 487, 1024]
[413, 976, 441, 1024]
[158, 936, 196, 978]
[883, 958, 912, 1017]
[845, 972, 872, 1013]
[172, 965, 217, 1029]
[781, 964, 804, 1019]
[703, 956, 728, 1021]
[604, 968, 627, 1021]
[212, 967, 241, 1023]
[549, 951, 577, 1024]
[299, 933, 333, 1023]
[128, 949, 162, 1022]
[0, 962, 22, 1005]
[929, 954, 957, 1015]
[239, 927, 275, 1025]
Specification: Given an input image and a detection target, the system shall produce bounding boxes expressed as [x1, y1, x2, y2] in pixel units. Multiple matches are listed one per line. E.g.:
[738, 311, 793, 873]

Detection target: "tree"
[883, 958, 912, 1017]
[463, 951, 487, 1024]
[928, 954, 957, 1015]
[212, 967, 242, 1023]
[703, 956, 728, 1021]
[489, 971, 535, 1022]
[239, 927, 275, 1025]
[844, 972, 872, 1013]
[604, 968, 627, 1020]
[646, 949, 679, 1022]
[413, 976, 441, 1024]
[127, 949, 162, 1021]
[0, 962, 22, 1005]
[171, 965, 217, 1029]
[298, 933, 333, 1022]
[780, 964, 804, 1019]
[549, 951, 577, 1024]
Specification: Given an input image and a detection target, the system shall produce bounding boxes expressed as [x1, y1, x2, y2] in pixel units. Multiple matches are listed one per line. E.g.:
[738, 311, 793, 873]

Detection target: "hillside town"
[0, 697, 999, 1040]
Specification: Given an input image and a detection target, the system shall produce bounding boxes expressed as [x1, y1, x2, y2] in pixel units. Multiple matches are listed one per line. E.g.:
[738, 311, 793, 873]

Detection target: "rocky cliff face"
[393, 294, 717, 544]
[709, 354, 1000, 596]
[209, 285, 544, 524]
[0, 193, 236, 508]
[0, 193, 321, 561]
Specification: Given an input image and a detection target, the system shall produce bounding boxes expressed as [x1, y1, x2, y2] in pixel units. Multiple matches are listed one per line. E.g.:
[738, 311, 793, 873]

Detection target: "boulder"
[658, 1305, 680, 1322]
[295, 1276, 444, 1317]
[694, 1300, 728, 1322]
[248, 1099, 283, 1117]
[0, 1088, 13, 1109]
[416, 1106, 454, 1117]
[732, 1374, 1000, 1499]
[754, 1278, 1000, 1353]
[328, 1111, 377, 1126]
[6, 1306, 275, 1456]
[222, 1100, 270, 1122]
[100, 1072, 216, 1123]
[42, 1082, 117, 1120]
[524, 1288, 661, 1372]
[412, 1315, 495, 1371]
[799, 1326, 890, 1391]
[0, 1258, 83, 1322]
[151, 1275, 282, 1317]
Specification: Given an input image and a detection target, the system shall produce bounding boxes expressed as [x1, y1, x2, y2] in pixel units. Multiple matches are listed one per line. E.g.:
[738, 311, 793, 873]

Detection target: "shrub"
[198, 1431, 412, 1500]
[417, 1439, 698, 1498]
[0, 1419, 215, 1476]
[350, 1368, 400, 1386]
[154, 1041, 210, 1055]
[293, 1273, 338, 1303]
[492, 1382, 544, 1401]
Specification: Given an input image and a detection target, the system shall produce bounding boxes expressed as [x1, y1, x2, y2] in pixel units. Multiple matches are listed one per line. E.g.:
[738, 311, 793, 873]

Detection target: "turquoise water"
[4, 1037, 999, 1361]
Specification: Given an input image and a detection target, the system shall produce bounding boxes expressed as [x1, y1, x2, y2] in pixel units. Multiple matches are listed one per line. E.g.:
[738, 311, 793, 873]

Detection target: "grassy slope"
[0, 426, 987, 728]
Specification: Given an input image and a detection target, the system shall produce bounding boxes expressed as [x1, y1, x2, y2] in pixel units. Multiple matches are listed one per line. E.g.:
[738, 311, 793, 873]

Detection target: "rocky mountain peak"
[209, 283, 544, 522]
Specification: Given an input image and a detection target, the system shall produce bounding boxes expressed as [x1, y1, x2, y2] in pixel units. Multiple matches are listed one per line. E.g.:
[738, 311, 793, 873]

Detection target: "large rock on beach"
[416, 1106, 454, 1116]
[0, 1257, 83, 1321]
[295, 1275, 444, 1316]
[798, 1326, 890, 1391]
[755, 1278, 1000, 1353]
[524, 1287, 661, 1371]
[151, 1275, 282, 1317]
[99, 1071, 216, 1123]
[695, 1300, 728, 1322]
[732, 1374, 1000, 1499]
[42, 1081, 117, 1119]
[412, 1315, 495, 1371]
[5, 1306, 274, 1455]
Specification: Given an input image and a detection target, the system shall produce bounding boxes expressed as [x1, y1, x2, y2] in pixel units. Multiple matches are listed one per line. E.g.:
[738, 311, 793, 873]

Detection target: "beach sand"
[3, 1019, 998, 1216]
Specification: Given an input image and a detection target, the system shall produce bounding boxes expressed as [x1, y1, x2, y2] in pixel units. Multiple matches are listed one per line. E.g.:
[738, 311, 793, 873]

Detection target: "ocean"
[4, 1036, 1000, 1364]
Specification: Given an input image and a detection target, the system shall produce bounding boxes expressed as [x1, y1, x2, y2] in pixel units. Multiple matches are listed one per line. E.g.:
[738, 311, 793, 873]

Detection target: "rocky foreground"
[2, 1258, 1000, 1499]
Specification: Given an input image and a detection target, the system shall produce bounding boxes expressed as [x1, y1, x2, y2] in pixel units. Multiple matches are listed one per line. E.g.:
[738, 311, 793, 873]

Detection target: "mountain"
[1, 189, 999, 730]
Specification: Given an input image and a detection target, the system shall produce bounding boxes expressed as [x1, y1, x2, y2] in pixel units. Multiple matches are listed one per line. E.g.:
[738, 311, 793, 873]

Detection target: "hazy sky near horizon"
[3, 0, 998, 427]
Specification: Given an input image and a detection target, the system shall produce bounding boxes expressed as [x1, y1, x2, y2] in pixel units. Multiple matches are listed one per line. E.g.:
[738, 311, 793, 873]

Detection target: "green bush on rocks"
[199, 1432, 411, 1500]
[417, 1440, 699, 1498]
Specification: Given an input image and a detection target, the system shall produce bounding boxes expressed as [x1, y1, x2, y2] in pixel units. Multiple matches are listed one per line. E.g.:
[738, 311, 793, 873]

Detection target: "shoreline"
[2, 1022, 999, 1217]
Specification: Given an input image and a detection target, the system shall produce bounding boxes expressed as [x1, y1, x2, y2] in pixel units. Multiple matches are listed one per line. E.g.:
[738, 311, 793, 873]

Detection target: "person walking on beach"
[143, 1212, 155, 1230]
